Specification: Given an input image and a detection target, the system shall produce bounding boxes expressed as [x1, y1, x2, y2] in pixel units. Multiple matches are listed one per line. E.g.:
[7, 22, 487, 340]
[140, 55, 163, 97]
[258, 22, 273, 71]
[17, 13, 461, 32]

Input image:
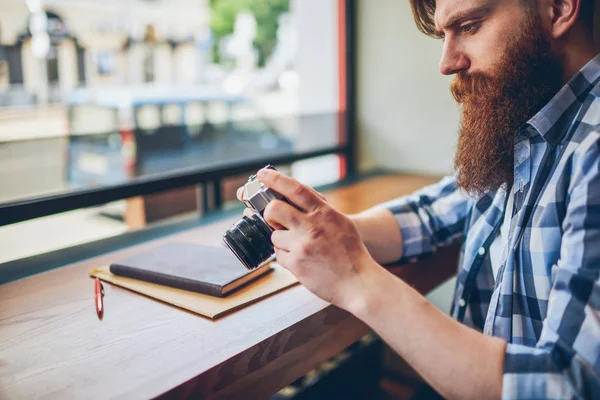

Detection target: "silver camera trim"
[242, 176, 284, 214]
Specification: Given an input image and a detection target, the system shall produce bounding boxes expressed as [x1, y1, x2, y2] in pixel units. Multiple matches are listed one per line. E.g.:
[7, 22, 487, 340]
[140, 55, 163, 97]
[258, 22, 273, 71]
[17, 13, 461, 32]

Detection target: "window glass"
[0, 0, 349, 264]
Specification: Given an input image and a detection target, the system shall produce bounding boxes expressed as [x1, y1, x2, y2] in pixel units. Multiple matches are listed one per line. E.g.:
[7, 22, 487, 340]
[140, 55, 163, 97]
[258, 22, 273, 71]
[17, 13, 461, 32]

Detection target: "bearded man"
[238, 0, 600, 398]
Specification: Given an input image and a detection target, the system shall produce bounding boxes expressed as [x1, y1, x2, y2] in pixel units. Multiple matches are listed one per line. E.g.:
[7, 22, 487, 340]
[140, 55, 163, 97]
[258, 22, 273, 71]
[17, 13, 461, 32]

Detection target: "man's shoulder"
[562, 109, 600, 189]
[566, 86, 600, 157]
[587, 79, 600, 100]
[577, 88, 600, 126]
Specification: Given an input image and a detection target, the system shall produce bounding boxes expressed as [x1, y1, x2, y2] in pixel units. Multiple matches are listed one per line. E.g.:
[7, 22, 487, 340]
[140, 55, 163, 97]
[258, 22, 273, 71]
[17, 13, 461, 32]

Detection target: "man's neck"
[561, 35, 599, 85]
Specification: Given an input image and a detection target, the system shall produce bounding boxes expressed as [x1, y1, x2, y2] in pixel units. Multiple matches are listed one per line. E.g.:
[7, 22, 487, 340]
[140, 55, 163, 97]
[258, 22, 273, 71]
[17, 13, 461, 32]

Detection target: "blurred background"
[0, 3, 463, 396]
[0, 3, 465, 396]
[0, 0, 347, 262]
[5, 1, 599, 398]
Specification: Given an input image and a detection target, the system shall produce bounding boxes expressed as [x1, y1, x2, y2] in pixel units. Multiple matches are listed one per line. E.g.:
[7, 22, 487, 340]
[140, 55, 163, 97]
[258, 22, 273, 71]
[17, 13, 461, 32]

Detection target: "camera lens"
[223, 213, 275, 270]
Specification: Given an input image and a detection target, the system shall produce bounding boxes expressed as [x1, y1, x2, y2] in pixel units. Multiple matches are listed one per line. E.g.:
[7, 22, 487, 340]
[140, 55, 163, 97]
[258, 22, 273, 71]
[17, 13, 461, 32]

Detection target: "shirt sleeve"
[377, 175, 470, 263]
[502, 138, 600, 399]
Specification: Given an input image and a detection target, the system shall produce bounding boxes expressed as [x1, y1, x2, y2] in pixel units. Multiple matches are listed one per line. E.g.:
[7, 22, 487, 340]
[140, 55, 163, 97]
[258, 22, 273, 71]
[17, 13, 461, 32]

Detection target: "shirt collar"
[517, 53, 600, 147]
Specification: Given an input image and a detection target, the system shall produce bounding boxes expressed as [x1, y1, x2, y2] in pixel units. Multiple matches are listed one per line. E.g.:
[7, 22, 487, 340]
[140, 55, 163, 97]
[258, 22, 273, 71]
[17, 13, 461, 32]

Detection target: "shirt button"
[478, 247, 486, 256]
[459, 298, 466, 307]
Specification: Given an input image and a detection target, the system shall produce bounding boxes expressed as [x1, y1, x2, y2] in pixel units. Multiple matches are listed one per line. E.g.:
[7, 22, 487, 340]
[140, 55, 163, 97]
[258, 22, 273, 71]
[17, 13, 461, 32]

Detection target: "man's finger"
[257, 169, 324, 212]
[271, 230, 294, 251]
[274, 248, 293, 270]
[238, 184, 325, 205]
[308, 186, 327, 202]
[263, 199, 304, 230]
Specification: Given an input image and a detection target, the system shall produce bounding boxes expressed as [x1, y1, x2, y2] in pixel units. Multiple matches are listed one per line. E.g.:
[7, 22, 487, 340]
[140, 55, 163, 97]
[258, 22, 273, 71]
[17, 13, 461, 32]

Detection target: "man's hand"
[237, 169, 506, 400]
[236, 173, 404, 265]
[236, 176, 327, 218]
[244, 168, 380, 310]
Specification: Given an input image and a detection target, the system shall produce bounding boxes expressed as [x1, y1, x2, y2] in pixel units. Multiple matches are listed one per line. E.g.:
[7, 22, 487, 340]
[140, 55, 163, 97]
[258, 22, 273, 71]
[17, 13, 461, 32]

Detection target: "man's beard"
[451, 13, 563, 197]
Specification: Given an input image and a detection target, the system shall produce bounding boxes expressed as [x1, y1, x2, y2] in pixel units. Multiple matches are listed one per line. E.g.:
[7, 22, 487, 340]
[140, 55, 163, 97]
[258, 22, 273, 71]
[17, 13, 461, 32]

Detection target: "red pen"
[94, 278, 104, 319]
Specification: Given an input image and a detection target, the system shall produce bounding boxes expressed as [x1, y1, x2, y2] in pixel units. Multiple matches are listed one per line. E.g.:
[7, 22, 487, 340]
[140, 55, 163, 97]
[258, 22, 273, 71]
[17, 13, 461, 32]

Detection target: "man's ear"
[546, 0, 582, 39]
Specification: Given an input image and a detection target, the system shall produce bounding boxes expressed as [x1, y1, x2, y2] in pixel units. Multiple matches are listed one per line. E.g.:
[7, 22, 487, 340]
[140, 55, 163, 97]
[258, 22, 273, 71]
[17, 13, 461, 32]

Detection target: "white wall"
[356, 0, 460, 311]
[356, 0, 459, 175]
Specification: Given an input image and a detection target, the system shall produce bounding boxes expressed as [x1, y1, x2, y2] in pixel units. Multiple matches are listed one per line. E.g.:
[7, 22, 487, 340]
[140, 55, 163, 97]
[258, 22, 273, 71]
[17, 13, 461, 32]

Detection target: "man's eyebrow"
[434, 5, 492, 36]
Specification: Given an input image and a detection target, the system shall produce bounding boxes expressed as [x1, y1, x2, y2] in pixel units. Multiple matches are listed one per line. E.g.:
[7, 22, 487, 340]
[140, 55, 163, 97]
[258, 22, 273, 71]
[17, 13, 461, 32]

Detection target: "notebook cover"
[90, 262, 298, 319]
[109, 243, 270, 297]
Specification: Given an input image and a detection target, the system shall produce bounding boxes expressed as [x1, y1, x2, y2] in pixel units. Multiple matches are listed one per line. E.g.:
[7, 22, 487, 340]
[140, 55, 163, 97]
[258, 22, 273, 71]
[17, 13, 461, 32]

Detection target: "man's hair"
[409, 0, 596, 37]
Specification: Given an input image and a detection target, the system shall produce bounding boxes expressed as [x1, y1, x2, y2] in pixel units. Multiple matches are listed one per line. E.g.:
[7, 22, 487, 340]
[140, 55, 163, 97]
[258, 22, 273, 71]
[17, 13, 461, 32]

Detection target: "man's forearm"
[346, 263, 506, 400]
[349, 208, 404, 265]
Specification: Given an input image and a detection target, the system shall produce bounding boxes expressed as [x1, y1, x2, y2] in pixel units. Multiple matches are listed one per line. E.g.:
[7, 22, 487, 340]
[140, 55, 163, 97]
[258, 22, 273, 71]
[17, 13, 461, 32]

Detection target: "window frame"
[0, 0, 357, 227]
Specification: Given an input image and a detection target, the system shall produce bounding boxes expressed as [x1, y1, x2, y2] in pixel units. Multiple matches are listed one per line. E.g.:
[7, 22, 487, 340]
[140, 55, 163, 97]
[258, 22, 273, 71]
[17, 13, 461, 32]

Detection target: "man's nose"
[439, 39, 470, 75]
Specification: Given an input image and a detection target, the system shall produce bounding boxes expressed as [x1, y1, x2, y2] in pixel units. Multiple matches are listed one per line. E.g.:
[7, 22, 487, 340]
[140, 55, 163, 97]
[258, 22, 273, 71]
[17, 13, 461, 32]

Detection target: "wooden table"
[0, 174, 459, 399]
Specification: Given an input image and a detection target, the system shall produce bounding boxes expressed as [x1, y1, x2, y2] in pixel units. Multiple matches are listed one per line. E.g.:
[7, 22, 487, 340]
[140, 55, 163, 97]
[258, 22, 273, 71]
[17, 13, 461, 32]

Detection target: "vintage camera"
[223, 165, 285, 270]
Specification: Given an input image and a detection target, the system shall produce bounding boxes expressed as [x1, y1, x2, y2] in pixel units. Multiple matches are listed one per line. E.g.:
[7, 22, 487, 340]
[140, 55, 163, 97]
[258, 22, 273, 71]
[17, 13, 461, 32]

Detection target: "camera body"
[223, 165, 285, 270]
[240, 166, 285, 215]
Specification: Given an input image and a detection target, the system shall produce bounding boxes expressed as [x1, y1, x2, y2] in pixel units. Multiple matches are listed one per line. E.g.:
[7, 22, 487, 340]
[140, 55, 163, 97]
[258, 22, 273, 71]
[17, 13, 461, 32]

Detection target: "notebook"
[109, 242, 272, 297]
[90, 261, 298, 319]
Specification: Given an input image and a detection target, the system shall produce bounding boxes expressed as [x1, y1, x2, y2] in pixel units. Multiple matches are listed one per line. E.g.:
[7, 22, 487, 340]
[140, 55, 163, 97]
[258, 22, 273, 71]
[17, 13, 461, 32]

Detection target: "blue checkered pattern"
[379, 54, 600, 399]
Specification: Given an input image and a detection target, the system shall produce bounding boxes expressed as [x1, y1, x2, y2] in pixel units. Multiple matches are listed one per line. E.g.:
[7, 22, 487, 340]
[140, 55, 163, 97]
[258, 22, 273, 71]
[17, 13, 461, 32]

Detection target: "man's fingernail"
[257, 169, 270, 178]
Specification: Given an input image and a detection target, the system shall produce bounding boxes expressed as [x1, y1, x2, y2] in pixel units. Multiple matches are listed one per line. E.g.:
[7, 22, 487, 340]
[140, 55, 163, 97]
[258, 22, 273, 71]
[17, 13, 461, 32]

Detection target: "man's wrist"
[347, 209, 404, 265]
[341, 258, 388, 320]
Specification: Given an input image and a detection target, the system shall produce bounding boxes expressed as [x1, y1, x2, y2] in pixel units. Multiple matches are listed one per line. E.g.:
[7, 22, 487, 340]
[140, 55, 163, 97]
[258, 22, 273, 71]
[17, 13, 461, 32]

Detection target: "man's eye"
[460, 22, 480, 34]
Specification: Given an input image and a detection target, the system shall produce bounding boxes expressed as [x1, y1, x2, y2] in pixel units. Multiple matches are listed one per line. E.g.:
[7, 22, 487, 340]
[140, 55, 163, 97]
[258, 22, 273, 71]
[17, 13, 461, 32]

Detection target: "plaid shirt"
[382, 54, 600, 399]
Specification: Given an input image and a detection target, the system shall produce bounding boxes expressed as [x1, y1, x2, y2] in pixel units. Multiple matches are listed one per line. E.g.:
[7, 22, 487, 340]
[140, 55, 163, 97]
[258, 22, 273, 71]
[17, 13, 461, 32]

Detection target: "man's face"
[434, 0, 563, 196]
[435, 0, 526, 77]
